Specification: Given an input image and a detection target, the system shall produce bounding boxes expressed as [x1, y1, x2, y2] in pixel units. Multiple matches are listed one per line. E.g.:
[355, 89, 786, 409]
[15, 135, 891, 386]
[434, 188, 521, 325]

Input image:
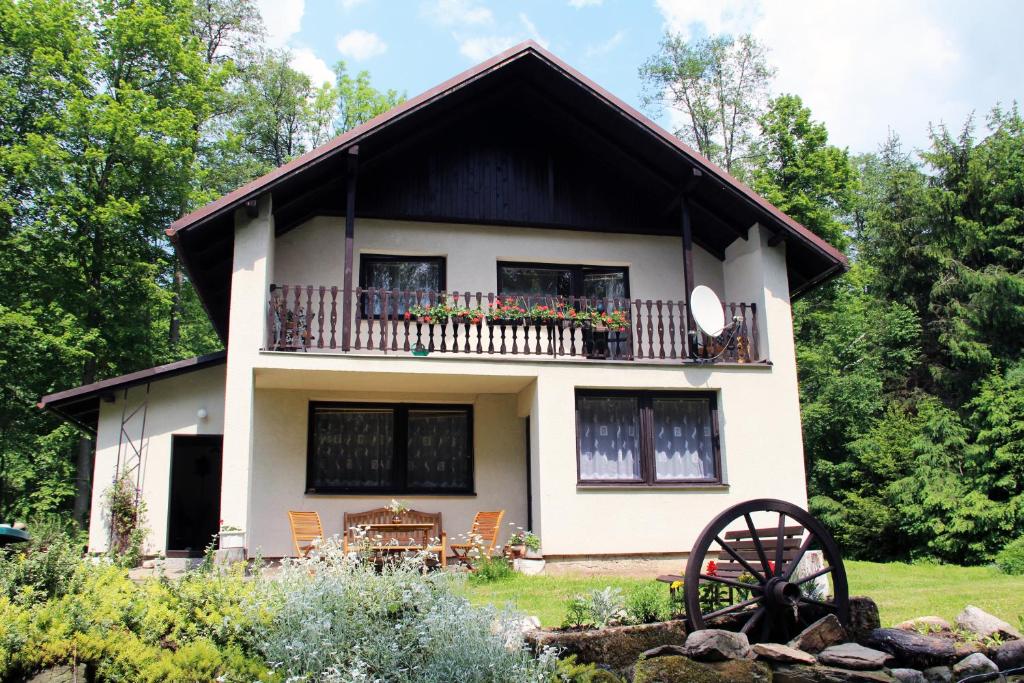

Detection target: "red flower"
[706, 560, 718, 576]
[423, 315, 432, 323]
[403, 311, 411, 320]
[767, 560, 775, 576]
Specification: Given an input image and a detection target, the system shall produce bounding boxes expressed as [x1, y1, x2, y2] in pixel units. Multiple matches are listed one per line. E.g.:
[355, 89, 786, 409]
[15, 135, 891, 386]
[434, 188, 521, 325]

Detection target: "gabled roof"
[169, 41, 847, 340]
[38, 351, 226, 433]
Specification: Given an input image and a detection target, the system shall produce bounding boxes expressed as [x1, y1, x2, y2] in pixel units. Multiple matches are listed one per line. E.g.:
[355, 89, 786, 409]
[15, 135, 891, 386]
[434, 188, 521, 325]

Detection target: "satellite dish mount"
[689, 285, 743, 361]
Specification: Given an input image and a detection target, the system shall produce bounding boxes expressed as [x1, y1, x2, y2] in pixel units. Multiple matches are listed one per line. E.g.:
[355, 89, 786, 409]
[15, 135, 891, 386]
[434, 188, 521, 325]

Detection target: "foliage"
[509, 529, 542, 552]
[468, 555, 516, 584]
[550, 655, 623, 682]
[0, 515, 85, 605]
[561, 587, 625, 629]
[624, 583, 669, 624]
[640, 33, 774, 174]
[252, 539, 557, 682]
[995, 535, 1024, 575]
[103, 472, 147, 567]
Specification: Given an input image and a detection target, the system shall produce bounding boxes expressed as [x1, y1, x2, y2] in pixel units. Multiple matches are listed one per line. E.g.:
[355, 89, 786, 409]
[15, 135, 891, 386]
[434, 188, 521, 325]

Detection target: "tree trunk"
[72, 356, 97, 526]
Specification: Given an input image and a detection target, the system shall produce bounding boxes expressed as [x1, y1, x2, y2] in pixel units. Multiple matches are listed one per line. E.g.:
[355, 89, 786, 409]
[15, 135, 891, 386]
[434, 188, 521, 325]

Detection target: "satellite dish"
[690, 285, 726, 336]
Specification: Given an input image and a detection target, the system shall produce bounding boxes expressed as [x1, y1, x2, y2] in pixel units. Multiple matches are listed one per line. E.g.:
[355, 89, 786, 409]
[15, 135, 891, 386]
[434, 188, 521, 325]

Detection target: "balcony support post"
[342, 146, 359, 351]
[680, 195, 697, 357]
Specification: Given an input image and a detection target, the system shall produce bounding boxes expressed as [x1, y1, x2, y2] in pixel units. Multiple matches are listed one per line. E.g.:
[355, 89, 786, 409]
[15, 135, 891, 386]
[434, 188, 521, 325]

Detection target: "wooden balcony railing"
[265, 286, 760, 363]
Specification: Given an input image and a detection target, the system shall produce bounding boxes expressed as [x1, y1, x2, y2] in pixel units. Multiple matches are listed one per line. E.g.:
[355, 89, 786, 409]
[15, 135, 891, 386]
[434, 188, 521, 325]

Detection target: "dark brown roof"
[169, 41, 847, 339]
[38, 351, 226, 433]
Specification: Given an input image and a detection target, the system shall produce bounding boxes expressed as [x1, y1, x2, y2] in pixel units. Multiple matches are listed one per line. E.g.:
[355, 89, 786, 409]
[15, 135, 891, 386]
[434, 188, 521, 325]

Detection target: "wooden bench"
[657, 524, 804, 593]
[342, 508, 447, 568]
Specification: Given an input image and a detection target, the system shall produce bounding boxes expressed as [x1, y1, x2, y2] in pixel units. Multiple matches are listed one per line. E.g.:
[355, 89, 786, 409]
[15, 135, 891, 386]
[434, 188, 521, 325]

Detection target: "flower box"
[218, 530, 245, 549]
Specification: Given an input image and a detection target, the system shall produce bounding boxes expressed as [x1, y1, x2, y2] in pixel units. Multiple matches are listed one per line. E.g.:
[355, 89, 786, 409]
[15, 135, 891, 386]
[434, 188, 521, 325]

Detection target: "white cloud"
[291, 47, 335, 86]
[457, 35, 520, 61]
[340, 0, 369, 9]
[254, 0, 305, 49]
[569, 0, 602, 7]
[654, 0, 965, 152]
[336, 29, 388, 60]
[585, 29, 625, 58]
[422, 0, 494, 27]
[518, 13, 548, 47]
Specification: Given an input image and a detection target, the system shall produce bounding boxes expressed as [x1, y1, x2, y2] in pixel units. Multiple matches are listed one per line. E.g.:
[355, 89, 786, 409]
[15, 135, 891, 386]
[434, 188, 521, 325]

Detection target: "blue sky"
[257, 0, 1024, 155]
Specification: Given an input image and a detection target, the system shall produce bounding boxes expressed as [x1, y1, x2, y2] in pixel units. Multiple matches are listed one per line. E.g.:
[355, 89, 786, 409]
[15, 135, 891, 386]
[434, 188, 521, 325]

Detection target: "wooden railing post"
[341, 146, 359, 351]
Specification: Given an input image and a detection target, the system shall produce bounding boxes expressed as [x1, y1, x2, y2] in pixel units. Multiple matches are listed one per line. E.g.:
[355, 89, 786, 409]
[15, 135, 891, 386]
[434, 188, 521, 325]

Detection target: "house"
[39, 41, 846, 573]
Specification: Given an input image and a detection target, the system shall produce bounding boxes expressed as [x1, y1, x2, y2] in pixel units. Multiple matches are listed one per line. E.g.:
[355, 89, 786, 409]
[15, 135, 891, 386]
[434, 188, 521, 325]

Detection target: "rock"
[25, 667, 76, 683]
[952, 652, 998, 678]
[994, 638, 1024, 669]
[684, 628, 752, 661]
[753, 642, 818, 664]
[920, 666, 952, 683]
[632, 655, 725, 683]
[817, 642, 895, 670]
[864, 628, 958, 669]
[849, 596, 882, 643]
[889, 668, 926, 683]
[526, 620, 687, 672]
[789, 614, 848, 654]
[893, 617, 952, 634]
[773, 663, 897, 682]
[955, 604, 1023, 641]
[707, 659, 773, 682]
[519, 616, 541, 633]
[640, 644, 688, 659]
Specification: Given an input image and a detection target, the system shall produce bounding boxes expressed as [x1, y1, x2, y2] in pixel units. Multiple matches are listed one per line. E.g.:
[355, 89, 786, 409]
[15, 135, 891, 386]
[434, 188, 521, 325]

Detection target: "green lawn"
[463, 561, 1024, 628]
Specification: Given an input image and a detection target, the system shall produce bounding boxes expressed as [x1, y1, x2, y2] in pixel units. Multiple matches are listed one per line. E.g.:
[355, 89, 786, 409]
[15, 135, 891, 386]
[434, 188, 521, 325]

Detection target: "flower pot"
[507, 544, 526, 559]
[525, 548, 543, 559]
[391, 514, 403, 524]
[412, 344, 429, 357]
[218, 531, 245, 549]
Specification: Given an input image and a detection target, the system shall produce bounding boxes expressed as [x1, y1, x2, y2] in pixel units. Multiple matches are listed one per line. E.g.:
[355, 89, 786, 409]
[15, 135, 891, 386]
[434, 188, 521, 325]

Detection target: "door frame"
[166, 434, 223, 558]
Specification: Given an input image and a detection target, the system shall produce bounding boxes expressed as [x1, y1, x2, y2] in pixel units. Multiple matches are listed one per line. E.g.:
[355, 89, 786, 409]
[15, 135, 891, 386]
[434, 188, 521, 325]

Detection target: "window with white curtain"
[575, 391, 720, 485]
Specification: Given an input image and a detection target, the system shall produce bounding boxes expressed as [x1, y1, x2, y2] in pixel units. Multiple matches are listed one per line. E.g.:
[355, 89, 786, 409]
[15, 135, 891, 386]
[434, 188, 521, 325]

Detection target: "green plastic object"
[0, 524, 30, 546]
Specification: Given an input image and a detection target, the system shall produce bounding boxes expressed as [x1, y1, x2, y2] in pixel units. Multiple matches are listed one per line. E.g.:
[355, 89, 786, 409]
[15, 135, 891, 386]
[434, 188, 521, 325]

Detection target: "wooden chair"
[450, 510, 505, 570]
[287, 510, 324, 558]
[342, 507, 447, 568]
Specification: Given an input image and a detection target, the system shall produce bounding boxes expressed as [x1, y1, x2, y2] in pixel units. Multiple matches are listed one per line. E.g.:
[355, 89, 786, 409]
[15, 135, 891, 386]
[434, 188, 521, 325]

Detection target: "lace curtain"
[313, 409, 394, 489]
[652, 398, 714, 480]
[407, 410, 471, 490]
[577, 396, 641, 480]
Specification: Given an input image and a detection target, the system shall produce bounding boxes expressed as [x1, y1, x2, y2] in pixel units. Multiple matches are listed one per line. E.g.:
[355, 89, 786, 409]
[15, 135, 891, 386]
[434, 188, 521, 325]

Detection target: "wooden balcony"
[265, 286, 761, 364]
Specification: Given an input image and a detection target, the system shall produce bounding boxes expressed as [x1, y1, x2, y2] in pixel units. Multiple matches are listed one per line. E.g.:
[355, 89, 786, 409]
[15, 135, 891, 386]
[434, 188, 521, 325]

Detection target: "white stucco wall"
[88, 365, 226, 554]
[273, 217, 726, 302]
[247, 389, 528, 558]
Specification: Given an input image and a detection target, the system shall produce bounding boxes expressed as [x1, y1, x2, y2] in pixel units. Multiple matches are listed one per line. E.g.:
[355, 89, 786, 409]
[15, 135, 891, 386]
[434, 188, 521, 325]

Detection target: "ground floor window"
[575, 390, 720, 485]
[307, 402, 473, 494]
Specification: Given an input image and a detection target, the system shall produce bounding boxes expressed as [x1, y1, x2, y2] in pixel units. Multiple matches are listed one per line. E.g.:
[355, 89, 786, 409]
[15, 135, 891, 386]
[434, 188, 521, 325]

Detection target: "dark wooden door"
[167, 434, 222, 556]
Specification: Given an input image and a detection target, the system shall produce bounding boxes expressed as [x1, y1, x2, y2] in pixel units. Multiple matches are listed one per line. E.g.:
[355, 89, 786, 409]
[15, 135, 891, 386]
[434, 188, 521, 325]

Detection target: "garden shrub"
[996, 535, 1024, 575]
[624, 583, 669, 624]
[561, 587, 626, 629]
[551, 655, 623, 682]
[467, 555, 516, 584]
[250, 539, 557, 682]
[0, 515, 85, 605]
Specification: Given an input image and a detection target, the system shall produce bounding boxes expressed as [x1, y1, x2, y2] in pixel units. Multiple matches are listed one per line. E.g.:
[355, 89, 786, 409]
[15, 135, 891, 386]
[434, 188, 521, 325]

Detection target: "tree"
[640, 33, 774, 174]
[335, 60, 403, 134]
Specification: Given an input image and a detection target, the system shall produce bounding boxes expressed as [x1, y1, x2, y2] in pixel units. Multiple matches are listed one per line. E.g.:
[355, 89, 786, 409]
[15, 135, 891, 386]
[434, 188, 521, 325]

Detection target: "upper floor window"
[307, 402, 473, 494]
[575, 390, 721, 486]
[359, 254, 445, 317]
[497, 262, 629, 302]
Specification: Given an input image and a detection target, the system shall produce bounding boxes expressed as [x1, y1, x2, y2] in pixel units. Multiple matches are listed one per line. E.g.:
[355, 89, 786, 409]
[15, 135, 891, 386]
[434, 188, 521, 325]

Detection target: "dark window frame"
[306, 401, 474, 495]
[496, 261, 631, 300]
[574, 389, 722, 487]
[358, 254, 447, 319]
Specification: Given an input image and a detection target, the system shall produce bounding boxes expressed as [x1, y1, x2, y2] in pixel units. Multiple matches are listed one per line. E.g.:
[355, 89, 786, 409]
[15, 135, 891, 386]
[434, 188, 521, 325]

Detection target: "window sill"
[305, 489, 477, 497]
[576, 482, 729, 491]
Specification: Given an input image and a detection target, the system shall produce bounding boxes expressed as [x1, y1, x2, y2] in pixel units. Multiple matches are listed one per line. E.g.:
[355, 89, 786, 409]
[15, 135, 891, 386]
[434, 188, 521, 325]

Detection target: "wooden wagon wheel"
[684, 499, 848, 644]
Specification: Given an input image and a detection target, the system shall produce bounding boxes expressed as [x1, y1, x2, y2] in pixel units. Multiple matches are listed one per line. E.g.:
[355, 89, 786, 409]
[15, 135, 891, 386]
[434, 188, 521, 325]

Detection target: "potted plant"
[523, 530, 542, 559]
[218, 522, 245, 549]
[387, 499, 410, 523]
[507, 530, 527, 559]
[451, 304, 484, 325]
[486, 298, 526, 326]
